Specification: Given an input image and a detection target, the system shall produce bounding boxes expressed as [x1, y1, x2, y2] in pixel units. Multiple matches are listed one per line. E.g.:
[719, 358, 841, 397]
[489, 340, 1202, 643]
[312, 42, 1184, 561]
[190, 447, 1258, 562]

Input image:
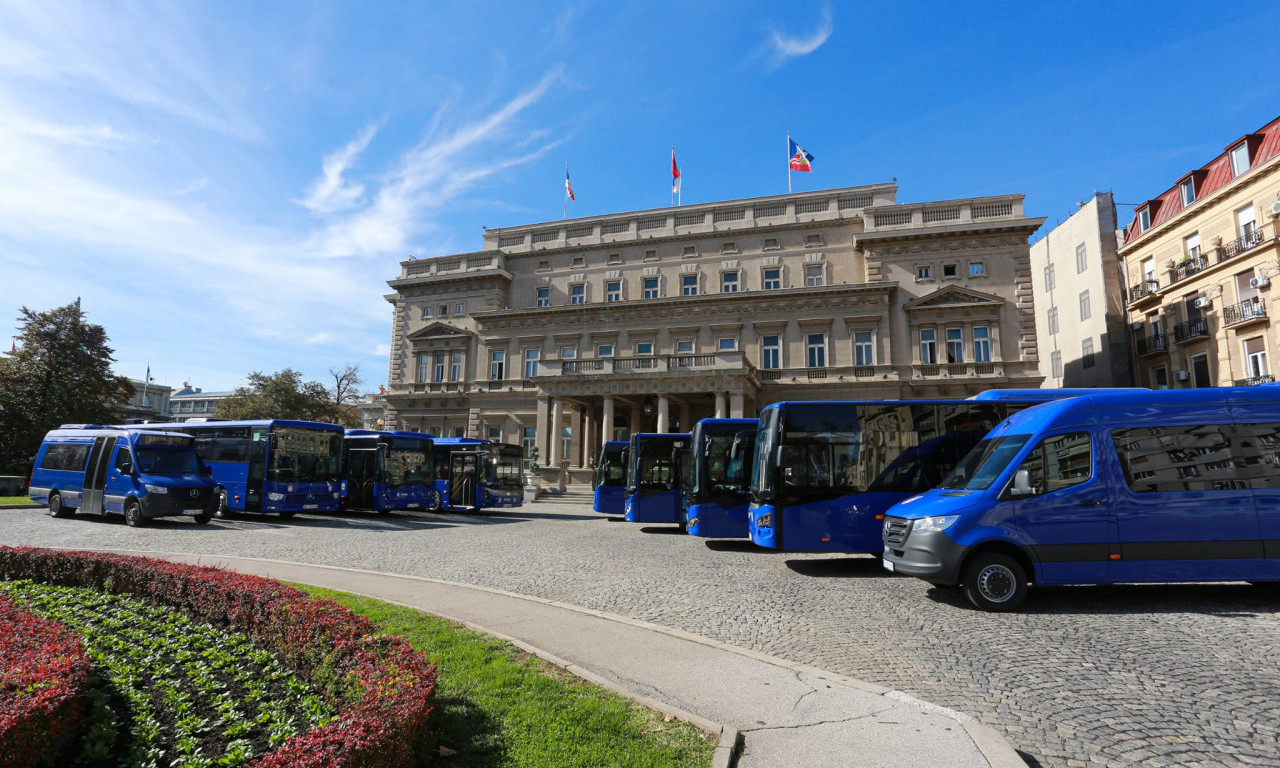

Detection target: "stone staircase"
[534, 485, 595, 504]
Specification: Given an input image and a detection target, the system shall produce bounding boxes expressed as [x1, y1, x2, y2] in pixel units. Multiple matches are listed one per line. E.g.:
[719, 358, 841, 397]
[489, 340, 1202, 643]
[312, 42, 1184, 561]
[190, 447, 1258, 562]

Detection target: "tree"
[328, 364, 364, 427]
[214, 369, 335, 422]
[0, 303, 132, 475]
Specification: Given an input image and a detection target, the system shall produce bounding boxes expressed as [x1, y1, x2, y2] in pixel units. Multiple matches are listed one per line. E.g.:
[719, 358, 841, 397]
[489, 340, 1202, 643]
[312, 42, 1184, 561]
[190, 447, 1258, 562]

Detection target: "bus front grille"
[883, 517, 911, 547]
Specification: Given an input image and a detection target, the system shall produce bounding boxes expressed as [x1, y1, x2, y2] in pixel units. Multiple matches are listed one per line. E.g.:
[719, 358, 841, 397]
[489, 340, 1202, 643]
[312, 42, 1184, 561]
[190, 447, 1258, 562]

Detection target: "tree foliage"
[0, 303, 132, 475]
[214, 369, 338, 423]
[329, 364, 364, 428]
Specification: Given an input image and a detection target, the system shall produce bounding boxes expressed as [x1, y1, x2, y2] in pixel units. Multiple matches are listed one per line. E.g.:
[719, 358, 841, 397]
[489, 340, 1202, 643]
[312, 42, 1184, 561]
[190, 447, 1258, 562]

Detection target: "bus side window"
[1016, 432, 1092, 495]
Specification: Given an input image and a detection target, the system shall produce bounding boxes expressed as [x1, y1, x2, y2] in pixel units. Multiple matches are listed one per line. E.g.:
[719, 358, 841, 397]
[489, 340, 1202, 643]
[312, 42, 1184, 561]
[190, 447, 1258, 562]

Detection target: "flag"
[379, 385, 386, 395]
[145, 364, 151, 383]
[564, 167, 575, 201]
[671, 150, 681, 195]
[788, 138, 814, 172]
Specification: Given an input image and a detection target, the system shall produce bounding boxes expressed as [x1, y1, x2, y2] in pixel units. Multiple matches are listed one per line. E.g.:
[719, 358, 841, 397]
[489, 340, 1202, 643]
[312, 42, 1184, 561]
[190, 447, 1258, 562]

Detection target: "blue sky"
[2, 1, 1278, 393]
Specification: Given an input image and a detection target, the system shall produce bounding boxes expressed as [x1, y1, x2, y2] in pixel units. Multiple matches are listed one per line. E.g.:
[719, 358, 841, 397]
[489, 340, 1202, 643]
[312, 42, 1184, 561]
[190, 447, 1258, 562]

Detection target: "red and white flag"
[671, 150, 681, 196]
[564, 166, 575, 201]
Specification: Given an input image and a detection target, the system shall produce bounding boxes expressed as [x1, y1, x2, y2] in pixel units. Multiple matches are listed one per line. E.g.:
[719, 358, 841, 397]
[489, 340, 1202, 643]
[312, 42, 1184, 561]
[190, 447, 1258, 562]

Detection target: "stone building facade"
[383, 183, 1045, 479]
[1120, 115, 1280, 389]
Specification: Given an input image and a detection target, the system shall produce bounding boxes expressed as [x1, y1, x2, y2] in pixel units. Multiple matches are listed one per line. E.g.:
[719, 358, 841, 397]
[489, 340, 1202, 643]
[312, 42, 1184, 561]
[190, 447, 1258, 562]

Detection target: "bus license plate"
[303, 504, 319, 510]
[882, 558, 895, 572]
[183, 508, 202, 516]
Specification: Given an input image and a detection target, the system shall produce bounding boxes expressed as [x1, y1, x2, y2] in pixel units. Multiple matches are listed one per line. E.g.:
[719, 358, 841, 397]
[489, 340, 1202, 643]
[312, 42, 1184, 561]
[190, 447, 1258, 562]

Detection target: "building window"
[1075, 243, 1087, 273]
[1079, 289, 1091, 321]
[644, 249, 658, 262]
[806, 333, 827, 368]
[557, 346, 576, 363]
[1082, 337, 1096, 369]
[523, 348, 539, 378]
[571, 256, 585, 268]
[643, 277, 659, 299]
[1140, 257, 1155, 282]
[917, 265, 932, 281]
[636, 342, 654, 356]
[1238, 204, 1258, 240]
[439, 304, 449, 317]
[920, 328, 938, 364]
[763, 237, 780, 250]
[1048, 307, 1059, 336]
[570, 283, 585, 304]
[717, 337, 737, 351]
[804, 264, 824, 287]
[449, 352, 462, 382]
[681, 274, 699, 296]
[1152, 366, 1168, 390]
[421, 306, 432, 319]
[455, 302, 465, 315]
[763, 267, 782, 290]
[946, 328, 964, 363]
[682, 245, 697, 258]
[805, 234, 823, 247]
[761, 335, 780, 369]
[854, 331, 874, 366]
[607, 252, 622, 265]
[536, 260, 551, 272]
[1179, 179, 1196, 207]
[489, 350, 505, 380]
[674, 339, 695, 361]
[417, 355, 430, 383]
[1138, 207, 1151, 233]
[606, 280, 622, 302]
[1051, 350, 1062, 378]
[943, 263, 957, 278]
[1044, 264, 1055, 291]
[969, 261, 985, 277]
[522, 426, 537, 458]
[721, 241, 737, 254]
[488, 426, 502, 441]
[973, 326, 991, 363]
[1185, 232, 1201, 259]
[1229, 142, 1250, 177]
[536, 287, 550, 307]
[561, 427, 572, 464]
[596, 343, 614, 357]
[1245, 337, 1269, 379]
[433, 354, 445, 383]
[721, 271, 739, 293]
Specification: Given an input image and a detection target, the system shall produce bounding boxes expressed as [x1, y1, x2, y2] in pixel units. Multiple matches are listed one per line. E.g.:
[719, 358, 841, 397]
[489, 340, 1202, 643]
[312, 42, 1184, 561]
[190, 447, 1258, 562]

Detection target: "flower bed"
[0, 546, 436, 768]
[0, 594, 92, 768]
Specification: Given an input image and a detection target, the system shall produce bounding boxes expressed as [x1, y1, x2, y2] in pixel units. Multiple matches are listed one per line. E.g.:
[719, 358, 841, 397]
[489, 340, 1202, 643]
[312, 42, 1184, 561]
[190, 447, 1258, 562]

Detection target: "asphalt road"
[3, 499, 1278, 767]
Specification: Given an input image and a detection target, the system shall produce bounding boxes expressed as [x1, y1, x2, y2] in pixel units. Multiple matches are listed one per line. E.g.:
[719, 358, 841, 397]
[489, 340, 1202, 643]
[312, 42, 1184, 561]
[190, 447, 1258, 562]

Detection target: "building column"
[715, 393, 727, 418]
[730, 393, 745, 418]
[549, 397, 563, 466]
[536, 396, 550, 462]
[656, 393, 669, 433]
[602, 396, 615, 444]
[630, 403, 641, 437]
[679, 403, 690, 433]
[579, 405, 592, 466]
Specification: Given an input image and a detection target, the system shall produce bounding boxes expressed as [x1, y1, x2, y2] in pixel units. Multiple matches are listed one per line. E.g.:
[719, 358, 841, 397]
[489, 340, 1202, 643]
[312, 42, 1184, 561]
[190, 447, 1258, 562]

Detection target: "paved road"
[4, 500, 1279, 767]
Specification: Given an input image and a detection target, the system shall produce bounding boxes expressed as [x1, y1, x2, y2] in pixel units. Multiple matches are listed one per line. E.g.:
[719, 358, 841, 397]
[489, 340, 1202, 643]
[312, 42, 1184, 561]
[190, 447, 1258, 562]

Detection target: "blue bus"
[593, 440, 629, 515]
[883, 386, 1280, 611]
[131, 420, 344, 517]
[623, 432, 690, 525]
[682, 418, 758, 538]
[431, 438, 525, 510]
[746, 390, 1131, 553]
[29, 426, 219, 526]
[341, 429, 440, 513]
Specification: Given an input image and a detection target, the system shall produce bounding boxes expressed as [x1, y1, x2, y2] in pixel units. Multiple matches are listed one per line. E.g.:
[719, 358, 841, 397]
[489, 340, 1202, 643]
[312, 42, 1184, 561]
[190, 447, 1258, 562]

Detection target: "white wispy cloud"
[298, 122, 380, 214]
[763, 4, 834, 68]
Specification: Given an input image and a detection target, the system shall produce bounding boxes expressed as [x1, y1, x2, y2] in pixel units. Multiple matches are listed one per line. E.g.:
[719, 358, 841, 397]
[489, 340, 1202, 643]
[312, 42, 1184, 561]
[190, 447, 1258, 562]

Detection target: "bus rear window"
[136, 434, 194, 449]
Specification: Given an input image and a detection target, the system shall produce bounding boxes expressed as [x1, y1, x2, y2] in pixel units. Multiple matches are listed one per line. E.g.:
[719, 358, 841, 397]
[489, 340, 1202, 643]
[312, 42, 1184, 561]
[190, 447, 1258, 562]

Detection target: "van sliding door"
[81, 436, 115, 515]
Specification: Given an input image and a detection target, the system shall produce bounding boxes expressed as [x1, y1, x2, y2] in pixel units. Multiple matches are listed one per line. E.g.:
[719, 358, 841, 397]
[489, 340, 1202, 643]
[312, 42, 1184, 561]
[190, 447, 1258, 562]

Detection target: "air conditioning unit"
[1250, 275, 1270, 289]
[1129, 321, 1144, 331]
[1174, 370, 1191, 382]
[1193, 297, 1212, 309]
[1269, 200, 1280, 217]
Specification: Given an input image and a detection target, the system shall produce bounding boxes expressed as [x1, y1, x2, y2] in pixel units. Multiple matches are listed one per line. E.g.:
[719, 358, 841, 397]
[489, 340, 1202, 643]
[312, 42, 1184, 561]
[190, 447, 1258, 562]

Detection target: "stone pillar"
[536, 396, 550, 462]
[715, 393, 727, 418]
[630, 403, 641, 437]
[549, 397, 563, 466]
[680, 403, 690, 433]
[579, 405, 592, 466]
[730, 393, 745, 418]
[602, 396, 615, 444]
[656, 394, 669, 433]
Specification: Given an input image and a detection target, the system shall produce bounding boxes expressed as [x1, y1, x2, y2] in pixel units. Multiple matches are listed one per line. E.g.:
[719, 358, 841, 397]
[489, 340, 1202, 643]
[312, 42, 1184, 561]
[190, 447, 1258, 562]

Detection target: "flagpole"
[142, 364, 150, 412]
[670, 147, 674, 208]
[564, 163, 568, 220]
[787, 131, 792, 194]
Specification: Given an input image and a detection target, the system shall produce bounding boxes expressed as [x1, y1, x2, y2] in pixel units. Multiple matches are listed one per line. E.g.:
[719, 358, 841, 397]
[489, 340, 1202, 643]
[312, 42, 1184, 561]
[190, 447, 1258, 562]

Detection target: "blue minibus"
[682, 418, 758, 538]
[881, 387, 1280, 611]
[131, 419, 344, 517]
[746, 390, 1132, 553]
[624, 432, 691, 525]
[29, 426, 219, 526]
[341, 429, 440, 513]
[593, 440, 629, 515]
[431, 438, 525, 510]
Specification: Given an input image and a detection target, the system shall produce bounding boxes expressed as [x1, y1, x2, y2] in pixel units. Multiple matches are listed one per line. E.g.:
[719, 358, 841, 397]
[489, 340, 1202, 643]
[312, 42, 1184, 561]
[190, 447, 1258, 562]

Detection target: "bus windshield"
[135, 436, 204, 475]
[486, 445, 525, 489]
[695, 434, 752, 497]
[596, 445, 627, 487]
[270, 427, 342, 482]
[386, 437, 433, 487]
[750, 411, 777, 500]
[940, 434, 1032, 491]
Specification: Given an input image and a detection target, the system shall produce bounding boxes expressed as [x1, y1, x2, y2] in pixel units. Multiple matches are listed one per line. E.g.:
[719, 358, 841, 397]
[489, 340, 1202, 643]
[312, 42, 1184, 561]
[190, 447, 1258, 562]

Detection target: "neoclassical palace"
[383, 182, 1045, 478]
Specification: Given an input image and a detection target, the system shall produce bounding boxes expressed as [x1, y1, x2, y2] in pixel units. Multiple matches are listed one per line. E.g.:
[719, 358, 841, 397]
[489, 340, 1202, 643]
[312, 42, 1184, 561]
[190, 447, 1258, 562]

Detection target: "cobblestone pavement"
[4, 500, 1279, 767]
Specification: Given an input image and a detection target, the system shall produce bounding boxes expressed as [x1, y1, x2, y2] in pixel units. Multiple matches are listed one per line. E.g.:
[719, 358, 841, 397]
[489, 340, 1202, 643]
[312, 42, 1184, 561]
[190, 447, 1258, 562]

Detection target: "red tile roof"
[1122, 114, 1280, 246]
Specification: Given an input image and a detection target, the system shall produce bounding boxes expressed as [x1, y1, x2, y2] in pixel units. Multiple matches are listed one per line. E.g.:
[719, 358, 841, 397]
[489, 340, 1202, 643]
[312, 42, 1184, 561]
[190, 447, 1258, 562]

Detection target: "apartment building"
[1030, 192, 1133, 387]
[383, 183, 1045, 480]
[1120, 115, 1280, 389]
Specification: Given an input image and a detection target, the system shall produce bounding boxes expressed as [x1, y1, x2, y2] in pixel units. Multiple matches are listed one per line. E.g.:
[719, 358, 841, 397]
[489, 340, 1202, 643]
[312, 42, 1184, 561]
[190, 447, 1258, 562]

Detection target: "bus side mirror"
[119, 460, 134, 475]
[1009, 469, 1033, 497]
[201, 465, 213, 476]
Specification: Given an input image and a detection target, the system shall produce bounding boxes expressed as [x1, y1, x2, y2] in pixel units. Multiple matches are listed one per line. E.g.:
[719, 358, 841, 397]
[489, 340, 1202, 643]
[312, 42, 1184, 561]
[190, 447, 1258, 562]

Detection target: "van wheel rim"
[978, 565, 1016, 603]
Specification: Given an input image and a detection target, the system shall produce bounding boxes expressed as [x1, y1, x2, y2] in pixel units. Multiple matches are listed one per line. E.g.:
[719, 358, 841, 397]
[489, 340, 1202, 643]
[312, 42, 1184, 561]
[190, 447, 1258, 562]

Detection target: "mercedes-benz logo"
[190, 489, 199, 498]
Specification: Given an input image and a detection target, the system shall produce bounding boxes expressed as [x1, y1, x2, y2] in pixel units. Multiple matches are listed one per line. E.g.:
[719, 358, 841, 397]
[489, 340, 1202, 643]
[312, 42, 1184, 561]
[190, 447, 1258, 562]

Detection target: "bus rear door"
[450, 452, 479, 510]
[81, 435, 115, 514]
[347, 448, 379, 509]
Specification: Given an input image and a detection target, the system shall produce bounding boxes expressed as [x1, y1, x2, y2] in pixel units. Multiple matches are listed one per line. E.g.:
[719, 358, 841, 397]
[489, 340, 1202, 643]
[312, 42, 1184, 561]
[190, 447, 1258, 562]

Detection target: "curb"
[89, 548, 1021, 768]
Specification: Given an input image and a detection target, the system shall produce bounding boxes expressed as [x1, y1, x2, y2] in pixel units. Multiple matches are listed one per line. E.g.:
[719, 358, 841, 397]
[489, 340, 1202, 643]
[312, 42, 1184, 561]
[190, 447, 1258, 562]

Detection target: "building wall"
[123, 380, 173, 421]
[1030, 193, 1133, 387]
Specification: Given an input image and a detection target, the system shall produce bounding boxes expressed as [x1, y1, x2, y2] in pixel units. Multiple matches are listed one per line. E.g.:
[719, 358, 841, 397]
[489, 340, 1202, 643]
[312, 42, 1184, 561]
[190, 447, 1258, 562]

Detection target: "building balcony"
[1168, 255, 1208, 284]
[1223, 298, 1267, 328]
[914, 362, 1003, 379]
[1173, 318, 1209, 343]
[1135, 334, 1168, 357]
[1129, 279, 1160, 305]
[1217, 230, 1267, 262]
[759, 364, 899, 383]
[539, 351, 750, 377]
[1234, 374, 1275, 387]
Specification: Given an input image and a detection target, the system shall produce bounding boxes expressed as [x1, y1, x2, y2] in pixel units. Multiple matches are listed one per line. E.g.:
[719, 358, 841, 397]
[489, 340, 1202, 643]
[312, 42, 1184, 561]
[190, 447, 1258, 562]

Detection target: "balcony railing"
[1173, 318, 1209, 342]
[1218, 229, 1267, 262]
[1235, 374, 1275, 386]
[541, 351, 748, 377]
[1223, 298, 1267, 327]
[914, 362, 1002, 378]
[760, 365, 897, 382]
[1170, 256, 1208, 283]
[1135, 334, 1167, 356]
[1129, 280, 1159, 303]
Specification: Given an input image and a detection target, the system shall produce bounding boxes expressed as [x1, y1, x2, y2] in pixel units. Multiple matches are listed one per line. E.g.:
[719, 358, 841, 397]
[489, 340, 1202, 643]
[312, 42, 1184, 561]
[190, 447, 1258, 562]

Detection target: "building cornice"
[855, 218, 1044, 249]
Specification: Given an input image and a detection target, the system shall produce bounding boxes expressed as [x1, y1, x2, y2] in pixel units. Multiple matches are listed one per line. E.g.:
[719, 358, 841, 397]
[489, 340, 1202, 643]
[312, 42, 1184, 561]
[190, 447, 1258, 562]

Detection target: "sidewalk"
[114, 551, 1025, 768]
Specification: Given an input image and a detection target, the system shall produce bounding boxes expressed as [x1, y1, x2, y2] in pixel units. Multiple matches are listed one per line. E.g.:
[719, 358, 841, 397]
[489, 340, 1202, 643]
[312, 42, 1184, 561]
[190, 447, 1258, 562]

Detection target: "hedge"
[0, 546, 436, 768]
[0, 594, 92, 768]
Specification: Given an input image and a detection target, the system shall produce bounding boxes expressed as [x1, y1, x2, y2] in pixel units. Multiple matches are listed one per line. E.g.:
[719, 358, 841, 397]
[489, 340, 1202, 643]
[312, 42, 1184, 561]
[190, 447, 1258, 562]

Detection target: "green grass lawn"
[293, 584, 716, 768]
[0, 495, 34, 505]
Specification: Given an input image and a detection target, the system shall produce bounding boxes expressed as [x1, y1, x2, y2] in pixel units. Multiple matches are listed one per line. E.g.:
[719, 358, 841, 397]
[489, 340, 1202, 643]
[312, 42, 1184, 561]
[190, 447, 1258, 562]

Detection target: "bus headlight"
[912, 515, 959, 534]
[268, 492, 285, 501]
[143, 484, 168, 494]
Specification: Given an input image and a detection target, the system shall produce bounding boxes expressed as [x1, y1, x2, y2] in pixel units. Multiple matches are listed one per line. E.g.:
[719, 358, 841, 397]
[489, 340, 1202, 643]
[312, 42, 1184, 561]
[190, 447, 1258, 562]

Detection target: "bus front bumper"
[881, 529, 968, 586]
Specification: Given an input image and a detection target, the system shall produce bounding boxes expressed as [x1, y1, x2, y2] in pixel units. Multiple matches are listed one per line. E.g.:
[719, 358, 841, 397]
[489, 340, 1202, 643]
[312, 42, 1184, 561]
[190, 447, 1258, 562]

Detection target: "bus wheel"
[277, 511, 295, 519]
[425, 491, 442, 513]
[214, 489, 229, 519]
[961, 552, 1027, 612]
[48, 493, 73, 519]
[193, 511, 212, 525]
[124, 500, 146, 528]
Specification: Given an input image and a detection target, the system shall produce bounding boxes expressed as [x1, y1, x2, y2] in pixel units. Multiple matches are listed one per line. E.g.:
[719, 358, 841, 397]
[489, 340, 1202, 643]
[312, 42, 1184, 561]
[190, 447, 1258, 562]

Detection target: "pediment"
[903, 285, 1004, 311]
[406, 322, 471, 342]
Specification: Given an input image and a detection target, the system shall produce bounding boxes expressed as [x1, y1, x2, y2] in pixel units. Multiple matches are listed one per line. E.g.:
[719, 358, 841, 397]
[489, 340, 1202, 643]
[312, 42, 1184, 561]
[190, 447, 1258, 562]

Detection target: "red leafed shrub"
[0, 594, 92, 768]
[0, 546, 435, 768]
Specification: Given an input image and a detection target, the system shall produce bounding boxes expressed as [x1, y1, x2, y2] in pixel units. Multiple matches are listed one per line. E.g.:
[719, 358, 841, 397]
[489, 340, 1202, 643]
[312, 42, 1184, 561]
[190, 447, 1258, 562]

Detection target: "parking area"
[3, 500, 1278, 767]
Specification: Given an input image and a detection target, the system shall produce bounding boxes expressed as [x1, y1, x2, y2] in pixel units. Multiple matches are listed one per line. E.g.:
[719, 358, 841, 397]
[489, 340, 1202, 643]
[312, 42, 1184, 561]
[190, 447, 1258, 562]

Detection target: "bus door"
[81, 435, 115, 515]
[248, 429, 267, 508]
[347, 448, 379, 509]
[449, 452, 479, 510]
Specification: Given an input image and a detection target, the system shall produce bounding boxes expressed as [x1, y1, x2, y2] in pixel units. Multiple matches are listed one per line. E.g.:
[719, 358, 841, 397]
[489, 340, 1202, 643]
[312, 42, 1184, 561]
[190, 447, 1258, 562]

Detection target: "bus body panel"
[686, 499, 747, 538]
[625, 488, 682, 523]
[624, 433, 689, 524]
[882, 387, 1280, 591]
[684, 419, 757, 539]
[432, 438, 525, 511]
[593, 441, 628, 515]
